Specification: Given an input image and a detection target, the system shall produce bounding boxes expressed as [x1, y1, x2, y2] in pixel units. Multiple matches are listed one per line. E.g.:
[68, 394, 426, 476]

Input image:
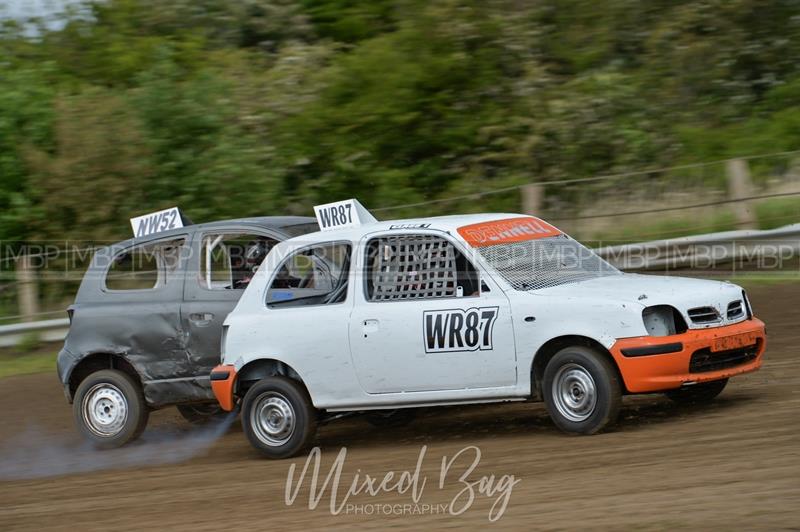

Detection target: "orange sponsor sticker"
[458, 217, 562, 247]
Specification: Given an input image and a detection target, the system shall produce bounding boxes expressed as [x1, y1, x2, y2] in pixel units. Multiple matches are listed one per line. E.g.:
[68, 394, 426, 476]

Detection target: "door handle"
[189, 313, 214, 326]
[362, 319, 379, 337]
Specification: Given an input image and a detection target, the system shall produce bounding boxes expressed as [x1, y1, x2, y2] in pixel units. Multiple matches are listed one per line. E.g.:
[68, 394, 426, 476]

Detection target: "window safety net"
[369, 235, 458, 301]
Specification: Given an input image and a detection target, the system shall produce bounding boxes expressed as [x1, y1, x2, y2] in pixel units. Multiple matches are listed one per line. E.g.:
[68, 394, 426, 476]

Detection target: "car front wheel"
[73, 369, 149, 448]
[241, 377, 317, 459]
[542, 346, 622, 435]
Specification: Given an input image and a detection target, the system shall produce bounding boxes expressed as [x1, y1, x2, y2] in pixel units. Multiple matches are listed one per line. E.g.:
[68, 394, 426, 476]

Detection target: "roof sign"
[458, 216, 561, 247]
[313, 199, 377, 232]
[130, 207, 184, 238]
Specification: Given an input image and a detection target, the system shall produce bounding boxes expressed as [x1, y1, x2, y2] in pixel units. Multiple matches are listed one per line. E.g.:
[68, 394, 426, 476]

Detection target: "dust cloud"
[0, 413, 236, 480]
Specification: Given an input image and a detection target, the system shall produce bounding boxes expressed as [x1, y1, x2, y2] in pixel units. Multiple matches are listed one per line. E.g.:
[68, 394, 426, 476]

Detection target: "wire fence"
[0, 149, 798, 323]
[373, 149, 800, 213]
[372, 149, 800, 246]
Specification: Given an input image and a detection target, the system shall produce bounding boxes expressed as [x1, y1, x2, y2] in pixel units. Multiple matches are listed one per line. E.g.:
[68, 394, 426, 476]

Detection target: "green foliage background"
[1, 0, 800, 242]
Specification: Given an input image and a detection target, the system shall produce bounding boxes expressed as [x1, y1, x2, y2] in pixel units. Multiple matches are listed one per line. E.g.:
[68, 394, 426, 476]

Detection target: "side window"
[365, 234, 480, 301]
[266, 242, 351, 308]
[199, 233, 278, 290]
[105, 238, 186, 291]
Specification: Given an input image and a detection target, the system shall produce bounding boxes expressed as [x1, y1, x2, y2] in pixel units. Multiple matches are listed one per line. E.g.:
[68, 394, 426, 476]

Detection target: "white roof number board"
[130, 207, 184, 238]
[313, 199, 377, 231]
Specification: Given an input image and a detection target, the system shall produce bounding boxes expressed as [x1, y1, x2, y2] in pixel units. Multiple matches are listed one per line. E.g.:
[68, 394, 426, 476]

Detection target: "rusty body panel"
[57, 216, 317, 408]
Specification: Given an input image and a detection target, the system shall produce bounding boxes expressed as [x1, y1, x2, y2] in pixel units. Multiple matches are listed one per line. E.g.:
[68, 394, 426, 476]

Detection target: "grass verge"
[0, 345, 57, 379]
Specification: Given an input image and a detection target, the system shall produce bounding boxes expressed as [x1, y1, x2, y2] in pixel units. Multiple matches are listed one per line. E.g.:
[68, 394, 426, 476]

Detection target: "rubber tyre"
[177, 403, 227, 425]
[664, 378, 728, 404]
[241, 377, 317, 459]
[365, 409, 417, 428]
[542, 346, 622, 435]
[72, 369, 149, 449]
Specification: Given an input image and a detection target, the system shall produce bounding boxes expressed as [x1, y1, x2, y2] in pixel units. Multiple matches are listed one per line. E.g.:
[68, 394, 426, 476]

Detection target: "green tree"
[0, 0, 799, 235]
[24, 89, 152, 241]
[0, 66, 56, 242]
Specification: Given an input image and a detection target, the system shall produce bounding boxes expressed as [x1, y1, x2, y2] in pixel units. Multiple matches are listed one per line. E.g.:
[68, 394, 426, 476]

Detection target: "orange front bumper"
[609, 318, 766, 393]
[210, 365, 238, 411]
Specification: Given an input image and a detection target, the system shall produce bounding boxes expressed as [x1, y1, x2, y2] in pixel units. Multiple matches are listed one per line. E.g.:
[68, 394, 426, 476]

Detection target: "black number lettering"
[147, 213, 161, 234]
[464, 311, 479, 347]
[480, 309, 496, 348]
[448, 313, 464, 348]
[423, 306, 498, 353]
[425, 313, 449, 351]
[319, 209, 331, 228]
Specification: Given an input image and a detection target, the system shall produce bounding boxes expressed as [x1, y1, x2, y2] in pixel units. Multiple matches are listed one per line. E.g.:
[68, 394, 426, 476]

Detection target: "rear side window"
[105, 238, 186, 291]
[364, 234, 480, 301]
[266, 242, 351, 308]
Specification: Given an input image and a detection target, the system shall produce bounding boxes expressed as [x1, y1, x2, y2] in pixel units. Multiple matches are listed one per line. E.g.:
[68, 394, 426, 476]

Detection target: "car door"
[181, 228, 281, 378]
[256, 240, 356, 401]
[95, 234, 190, 381]
[348, 230, 517, 393]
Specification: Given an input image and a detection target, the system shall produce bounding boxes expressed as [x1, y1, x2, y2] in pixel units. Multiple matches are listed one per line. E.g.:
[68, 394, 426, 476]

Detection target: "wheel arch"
[236, 358, 310, 400]
[65, 352, 143, 404]
[530, 335, 627, 399]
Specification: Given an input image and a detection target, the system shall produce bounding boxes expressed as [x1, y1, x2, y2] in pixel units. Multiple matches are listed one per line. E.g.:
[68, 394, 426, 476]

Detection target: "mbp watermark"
[285, 445, 520, 522]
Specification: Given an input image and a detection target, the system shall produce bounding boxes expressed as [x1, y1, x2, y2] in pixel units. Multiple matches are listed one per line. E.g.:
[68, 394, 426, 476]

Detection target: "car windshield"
[476, 234, 619, 291]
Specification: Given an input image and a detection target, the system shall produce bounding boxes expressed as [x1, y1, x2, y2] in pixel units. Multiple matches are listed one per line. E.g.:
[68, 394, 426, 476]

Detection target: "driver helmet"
[244, 239, 270, 272]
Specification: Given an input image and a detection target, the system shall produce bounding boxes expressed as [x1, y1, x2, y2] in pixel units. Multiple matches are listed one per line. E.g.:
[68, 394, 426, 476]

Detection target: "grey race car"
[57, 214, 318, 447]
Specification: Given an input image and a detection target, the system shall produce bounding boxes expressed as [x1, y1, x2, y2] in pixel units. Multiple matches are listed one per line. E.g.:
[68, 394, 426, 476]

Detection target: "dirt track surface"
[1, 285, 798, 530]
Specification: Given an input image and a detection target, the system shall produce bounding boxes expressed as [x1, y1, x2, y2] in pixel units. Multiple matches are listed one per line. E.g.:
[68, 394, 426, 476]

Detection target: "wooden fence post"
[17, 254, 39, 322]
[726, 158, 757, 230]
[521, 183, 543, 215]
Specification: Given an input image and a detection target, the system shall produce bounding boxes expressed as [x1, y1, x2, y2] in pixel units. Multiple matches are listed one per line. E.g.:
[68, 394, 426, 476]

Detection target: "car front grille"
[727, 300, 744, 319]
[689, 340, 761, 373]
[688, 306, 721, 324]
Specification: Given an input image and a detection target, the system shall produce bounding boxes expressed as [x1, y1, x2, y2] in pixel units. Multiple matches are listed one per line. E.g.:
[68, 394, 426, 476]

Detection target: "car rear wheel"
[664, 378, 728, 404]
[241, 377, 317, 459]
[73, 369, 149, 448]
[542, 346, 622, 435]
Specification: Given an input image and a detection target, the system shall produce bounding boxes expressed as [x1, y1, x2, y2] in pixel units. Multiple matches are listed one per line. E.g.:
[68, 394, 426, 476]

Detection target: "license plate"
[712, 332, 758, 352]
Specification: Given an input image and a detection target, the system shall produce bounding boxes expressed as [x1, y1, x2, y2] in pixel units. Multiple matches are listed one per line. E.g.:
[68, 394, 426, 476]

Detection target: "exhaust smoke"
[0, 413, 237, 480]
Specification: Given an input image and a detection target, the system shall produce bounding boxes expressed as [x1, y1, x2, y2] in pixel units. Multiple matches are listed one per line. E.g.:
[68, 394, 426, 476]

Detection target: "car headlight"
[742, 290, 753, 319]
[220, 325, 228, 362]
[642, 305, 686, 337]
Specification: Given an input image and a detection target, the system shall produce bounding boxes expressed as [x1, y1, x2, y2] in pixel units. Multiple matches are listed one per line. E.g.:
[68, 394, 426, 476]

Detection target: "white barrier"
[0, 223, 798, 347]
[595, 223, 800, 270]
[0, 318, 70, 348]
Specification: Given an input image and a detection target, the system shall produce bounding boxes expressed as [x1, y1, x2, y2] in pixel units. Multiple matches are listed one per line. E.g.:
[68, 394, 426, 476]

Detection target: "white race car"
[211, 200, 766, 458]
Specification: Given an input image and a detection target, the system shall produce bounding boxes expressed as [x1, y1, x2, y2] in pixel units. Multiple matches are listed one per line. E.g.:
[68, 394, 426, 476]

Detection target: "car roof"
[282, 213, 528, 243]
[109, 215, 317, 248]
